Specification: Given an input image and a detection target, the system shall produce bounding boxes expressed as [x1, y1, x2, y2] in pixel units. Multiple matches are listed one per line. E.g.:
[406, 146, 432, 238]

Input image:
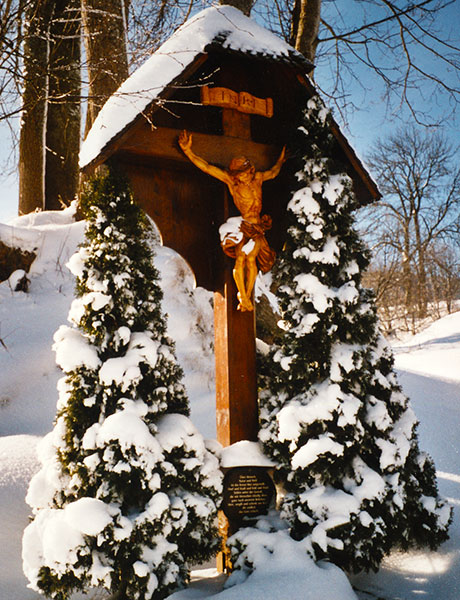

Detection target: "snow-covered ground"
[1, 210, 459, 599]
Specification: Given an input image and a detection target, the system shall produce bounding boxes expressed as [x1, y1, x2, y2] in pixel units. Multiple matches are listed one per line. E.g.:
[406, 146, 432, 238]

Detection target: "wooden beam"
[214, 106, 258, 448]
[118, 125, 277, 170]
[222, 108, 251, 140]
[214, 270, 258, 446]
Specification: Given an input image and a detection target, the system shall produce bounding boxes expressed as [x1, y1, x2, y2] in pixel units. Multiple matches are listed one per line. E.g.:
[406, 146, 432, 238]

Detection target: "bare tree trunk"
[290, 0, 321, 68]
[45, 0, 81, 210]
[401, 227, 416, 331]
[82, 0, 129, 135]
[219, 0, 254, 16]
[18, 0, 55, 215]
[413, 216, 428, 318]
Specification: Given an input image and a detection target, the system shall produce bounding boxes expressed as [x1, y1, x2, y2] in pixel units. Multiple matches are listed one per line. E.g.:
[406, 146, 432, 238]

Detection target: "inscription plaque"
[222, 467, 275, 522]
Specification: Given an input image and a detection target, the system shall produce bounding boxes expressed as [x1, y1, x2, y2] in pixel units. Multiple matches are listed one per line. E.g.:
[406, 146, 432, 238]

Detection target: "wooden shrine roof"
[79, 5, 380, 205]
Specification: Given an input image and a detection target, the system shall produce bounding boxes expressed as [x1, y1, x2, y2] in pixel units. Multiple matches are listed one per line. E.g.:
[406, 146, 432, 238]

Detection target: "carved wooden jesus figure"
[179, 130, 286, 311]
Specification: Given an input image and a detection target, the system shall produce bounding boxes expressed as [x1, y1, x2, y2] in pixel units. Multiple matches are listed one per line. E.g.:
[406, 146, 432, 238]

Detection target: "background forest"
[1, 0, 460, 330]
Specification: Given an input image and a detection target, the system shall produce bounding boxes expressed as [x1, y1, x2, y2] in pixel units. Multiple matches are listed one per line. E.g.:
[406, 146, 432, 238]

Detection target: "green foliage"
[257, 97, 451, 573]
[23, 164, 222, 600]
[77, 165, 170, 352]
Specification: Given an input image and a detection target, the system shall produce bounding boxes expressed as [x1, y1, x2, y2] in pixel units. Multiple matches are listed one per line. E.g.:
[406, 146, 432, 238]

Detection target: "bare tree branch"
[362, 126, 460, 330]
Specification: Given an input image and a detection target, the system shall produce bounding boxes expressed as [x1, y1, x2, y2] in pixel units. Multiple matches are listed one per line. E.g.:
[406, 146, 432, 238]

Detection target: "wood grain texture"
[214, 270, 258, 446]
[119, 125, 276, 168]
[214, 104, 260, 448]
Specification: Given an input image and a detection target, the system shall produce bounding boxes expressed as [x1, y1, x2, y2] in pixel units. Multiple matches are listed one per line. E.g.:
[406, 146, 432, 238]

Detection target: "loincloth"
[219, 214, 276, 273]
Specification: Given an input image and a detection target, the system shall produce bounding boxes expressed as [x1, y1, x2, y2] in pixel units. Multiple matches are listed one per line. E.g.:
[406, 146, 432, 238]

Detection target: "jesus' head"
[228, 157, 255, 181]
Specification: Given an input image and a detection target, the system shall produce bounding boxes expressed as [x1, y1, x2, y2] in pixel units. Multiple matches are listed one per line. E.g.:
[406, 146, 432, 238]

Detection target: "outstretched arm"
[261, 146, 286, 181]
[179, 131, 231, 184]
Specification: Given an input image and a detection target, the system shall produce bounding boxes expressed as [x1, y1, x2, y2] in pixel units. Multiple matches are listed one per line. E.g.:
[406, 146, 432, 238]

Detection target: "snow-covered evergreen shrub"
[23, 166, 222, 600]
[226, 512, 358, 598]
[258, 98, 451, 572]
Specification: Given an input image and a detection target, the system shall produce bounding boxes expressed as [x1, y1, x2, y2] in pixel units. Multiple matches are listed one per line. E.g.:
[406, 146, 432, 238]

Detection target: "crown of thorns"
[229, 157, 253, 173]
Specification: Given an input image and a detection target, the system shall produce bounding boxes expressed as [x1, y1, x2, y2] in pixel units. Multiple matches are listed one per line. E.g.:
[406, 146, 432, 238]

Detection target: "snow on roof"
[79, 5, 307, 170]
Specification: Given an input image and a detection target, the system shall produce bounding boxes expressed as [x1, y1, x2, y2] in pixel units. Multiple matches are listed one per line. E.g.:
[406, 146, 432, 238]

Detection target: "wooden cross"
[114, 86, 280, 448]
[214, 105, 259, 447]
[189, 85, 277, 448]
[177, 88, 280, 449]
[88, 81, 283, 573]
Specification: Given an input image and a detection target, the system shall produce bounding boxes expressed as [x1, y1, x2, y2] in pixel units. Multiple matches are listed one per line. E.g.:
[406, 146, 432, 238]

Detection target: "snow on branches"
[257, 96, 451, 573]
[23, 166, 222, 600]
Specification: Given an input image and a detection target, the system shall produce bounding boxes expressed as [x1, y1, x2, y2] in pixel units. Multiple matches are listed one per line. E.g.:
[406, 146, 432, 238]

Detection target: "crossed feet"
[237, 292, 254, 312]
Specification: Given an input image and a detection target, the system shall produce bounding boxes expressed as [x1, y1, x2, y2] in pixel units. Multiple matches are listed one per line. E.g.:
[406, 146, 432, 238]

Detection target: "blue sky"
[1, 0, 459, 223]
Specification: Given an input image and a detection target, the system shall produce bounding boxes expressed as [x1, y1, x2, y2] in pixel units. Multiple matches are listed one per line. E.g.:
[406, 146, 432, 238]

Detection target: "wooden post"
[214, 104, 258, 573]
[214, 106, 258, 448]
[214, 271, 258, 446]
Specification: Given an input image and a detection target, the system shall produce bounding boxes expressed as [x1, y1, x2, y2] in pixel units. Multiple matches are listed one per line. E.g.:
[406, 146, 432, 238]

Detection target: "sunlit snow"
[80, 6, 304, 170]
[0, 209, 459, 599]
